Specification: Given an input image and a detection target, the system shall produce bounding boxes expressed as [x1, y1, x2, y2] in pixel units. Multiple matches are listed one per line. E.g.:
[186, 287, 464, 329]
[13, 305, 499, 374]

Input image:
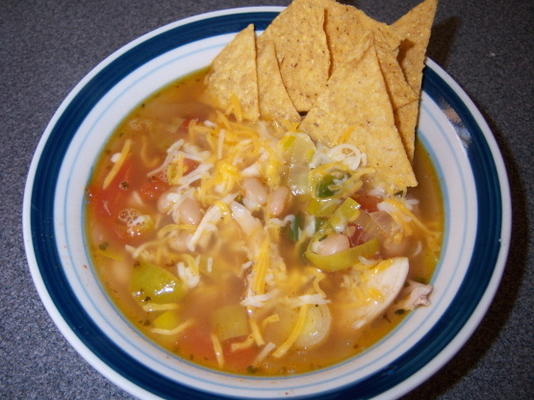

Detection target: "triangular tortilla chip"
[299, 43, 417, 193]
[394, 100, 419, 160]
[393, 0, 438, 92]
[256, 40, 301, 123]
[392, 0, 438, 159]
[320, 1, 417, 159]
[204, 24, 259, 121]
[258, 0, 330, 112]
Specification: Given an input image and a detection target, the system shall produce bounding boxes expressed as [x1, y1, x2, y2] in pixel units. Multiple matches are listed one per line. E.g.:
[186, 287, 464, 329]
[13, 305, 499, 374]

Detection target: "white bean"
[267, 186, 290, 217]
[242, 177, 268, 210]
[157, 188, 180, 214]
[313, 233, 350, 256]
[169, 231, 192, 252]
[177, 197, 203, 225]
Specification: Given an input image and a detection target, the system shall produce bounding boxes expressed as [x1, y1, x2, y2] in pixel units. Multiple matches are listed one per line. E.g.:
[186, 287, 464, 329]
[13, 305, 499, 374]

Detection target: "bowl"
[23, 6, 511, 399]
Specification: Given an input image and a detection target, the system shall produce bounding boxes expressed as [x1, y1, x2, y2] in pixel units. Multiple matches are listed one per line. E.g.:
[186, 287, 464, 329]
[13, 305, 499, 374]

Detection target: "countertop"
[1, 0, 532, 399]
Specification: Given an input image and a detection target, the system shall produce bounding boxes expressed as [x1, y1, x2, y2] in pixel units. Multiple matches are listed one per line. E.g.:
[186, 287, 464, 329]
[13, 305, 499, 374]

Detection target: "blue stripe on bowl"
[29, 10, 504, 400]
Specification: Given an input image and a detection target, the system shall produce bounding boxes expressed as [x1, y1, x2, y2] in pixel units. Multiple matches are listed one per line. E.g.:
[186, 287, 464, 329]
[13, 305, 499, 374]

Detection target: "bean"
[313, 233, 350, 256]
[242, 177, 268, 210]
[268, 186, 290, 217]
[177, 197, 203, 225]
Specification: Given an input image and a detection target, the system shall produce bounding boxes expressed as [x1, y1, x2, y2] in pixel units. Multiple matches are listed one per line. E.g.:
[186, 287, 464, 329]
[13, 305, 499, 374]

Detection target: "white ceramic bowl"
[23, 7, 511, 400]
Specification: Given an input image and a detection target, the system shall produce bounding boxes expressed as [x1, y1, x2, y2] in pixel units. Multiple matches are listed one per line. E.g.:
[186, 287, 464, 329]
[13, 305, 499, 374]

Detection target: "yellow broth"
[86, 70, 443, 376]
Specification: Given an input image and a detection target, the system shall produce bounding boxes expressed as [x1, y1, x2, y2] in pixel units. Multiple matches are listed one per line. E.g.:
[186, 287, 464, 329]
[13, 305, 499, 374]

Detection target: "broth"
[86, 69, 443, 375]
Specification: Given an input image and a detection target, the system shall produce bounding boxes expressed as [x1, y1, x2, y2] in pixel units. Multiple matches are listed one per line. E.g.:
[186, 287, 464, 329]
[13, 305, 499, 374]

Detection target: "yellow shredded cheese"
[142, 303, 179, 312]
[249, 318, 265, 346]
[272, 304, 310, 359]
[210, 333, 225, 368]
[261, 313, 280, 329]
[230, 335, 255, 352]
[151, 319, 194, 335]
[252, 236, 271, 295]
[103, 138, 131, 189]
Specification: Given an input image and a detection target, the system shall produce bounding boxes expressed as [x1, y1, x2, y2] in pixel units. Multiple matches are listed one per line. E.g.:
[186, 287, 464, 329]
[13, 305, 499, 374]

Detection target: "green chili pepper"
[328, 198, 361, 232]
[316, 174, 337, 198]
[287, 213, 303, 242]
[130, 262, 186, 304]
[306, 197, 342, 217]
[304, 238, 379, 271]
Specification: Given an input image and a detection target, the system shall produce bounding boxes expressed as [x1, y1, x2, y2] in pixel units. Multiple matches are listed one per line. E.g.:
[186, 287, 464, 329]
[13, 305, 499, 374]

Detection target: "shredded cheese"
[151, 319, 194, 336]
[210, 333, 225, 368]
[230, 335, 255, 352]
[272, 304, 310, 358]
[249, 318, 265, 346]
[253, 342, 276, 366]
[141, 303, 179, 312]
[261, 313, 280, 329]
[103, 138, 131, 189]
[252, 236, 271, 295]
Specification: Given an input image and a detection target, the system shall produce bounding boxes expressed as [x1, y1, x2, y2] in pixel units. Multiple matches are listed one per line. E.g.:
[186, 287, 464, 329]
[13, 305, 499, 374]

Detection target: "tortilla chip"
[392, 0, 438, 159]
[204, 24, 259, 121]
[256, 40, 301, 123]
[300, 43, 417, 192]
[321, 0, 368, 73]
[394, 100, 419, 160]
[393, 0, 438, 92]
[322, 3, 416, 108]
[258, 0, 330, 112]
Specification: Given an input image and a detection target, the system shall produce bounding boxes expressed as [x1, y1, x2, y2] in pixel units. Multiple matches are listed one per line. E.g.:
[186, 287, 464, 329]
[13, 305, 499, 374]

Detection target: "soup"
[85, 68, 443, 375]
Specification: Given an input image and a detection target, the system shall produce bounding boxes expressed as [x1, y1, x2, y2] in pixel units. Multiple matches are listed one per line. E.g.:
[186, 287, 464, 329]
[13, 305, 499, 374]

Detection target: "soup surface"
[86, 69, 443, 375]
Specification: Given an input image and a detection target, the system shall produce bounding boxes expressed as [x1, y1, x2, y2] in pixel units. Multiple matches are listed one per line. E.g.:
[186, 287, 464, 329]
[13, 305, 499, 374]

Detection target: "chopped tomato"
[139, 178, 169, 201]
[348, 223, 366, 247]
[223, 338, 258, 371]
[177, 117, 197, 135]
[178, 324, 215, 363]
[87, 160, 132, 219]
[354, 193, 381, 213]
[183, 158, 199, 175]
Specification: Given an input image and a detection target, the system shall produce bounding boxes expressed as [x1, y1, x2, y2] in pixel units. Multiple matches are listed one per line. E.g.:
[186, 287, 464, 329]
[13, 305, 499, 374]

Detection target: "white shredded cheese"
[327, 144, 363, 171]
[217, 129, 225, 160]
[240, 291, 274, 308]
[253, 342, 276, 365]
[110, 152, 121, 163]
[289, 294, 330, 308]
[268, 214, 295, 227]
[188, 204, 222, 251]
[177, 262, 200, 288]
[147, 139, 184, 177]
[178, 162, 213, 188]
[206, 257, 214, 273]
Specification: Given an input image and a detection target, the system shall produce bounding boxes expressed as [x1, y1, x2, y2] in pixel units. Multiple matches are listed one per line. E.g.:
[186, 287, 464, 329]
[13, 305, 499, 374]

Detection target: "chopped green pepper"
[316, 174, 337, 198]
[304, 238, 379, 271]
[328, 198, 361, 232]
[153, 310, 181, 330]
[211, 304, 250, 341]
[130, 262, 186, 304]
[306, 197, 342, 217]
[287, 213, 303, 242]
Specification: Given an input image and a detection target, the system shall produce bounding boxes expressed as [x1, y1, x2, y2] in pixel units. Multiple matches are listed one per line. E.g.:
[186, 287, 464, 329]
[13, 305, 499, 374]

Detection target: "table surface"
[1, 0, 532, 399]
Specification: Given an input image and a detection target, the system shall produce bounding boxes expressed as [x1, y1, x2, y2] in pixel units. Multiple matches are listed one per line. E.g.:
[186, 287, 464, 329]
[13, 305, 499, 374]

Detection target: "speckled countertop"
[1, 0, 532, 399]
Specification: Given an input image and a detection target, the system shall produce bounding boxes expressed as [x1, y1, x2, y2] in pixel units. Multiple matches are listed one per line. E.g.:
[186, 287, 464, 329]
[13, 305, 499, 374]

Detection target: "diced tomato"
[354, 193, 381, 213]
[348, 223, 366, 247]
[178, 324, 216, 363]
[183, 158, 199, 175]
[177, 117, 197, 135]
[139, 178, 169, 201]
[223, 338, 258, 371]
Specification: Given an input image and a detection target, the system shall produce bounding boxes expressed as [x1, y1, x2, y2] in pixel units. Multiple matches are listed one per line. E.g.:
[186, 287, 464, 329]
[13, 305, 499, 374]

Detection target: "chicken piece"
[393, 279, 432, 311]
[337, 257, 409, 331]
